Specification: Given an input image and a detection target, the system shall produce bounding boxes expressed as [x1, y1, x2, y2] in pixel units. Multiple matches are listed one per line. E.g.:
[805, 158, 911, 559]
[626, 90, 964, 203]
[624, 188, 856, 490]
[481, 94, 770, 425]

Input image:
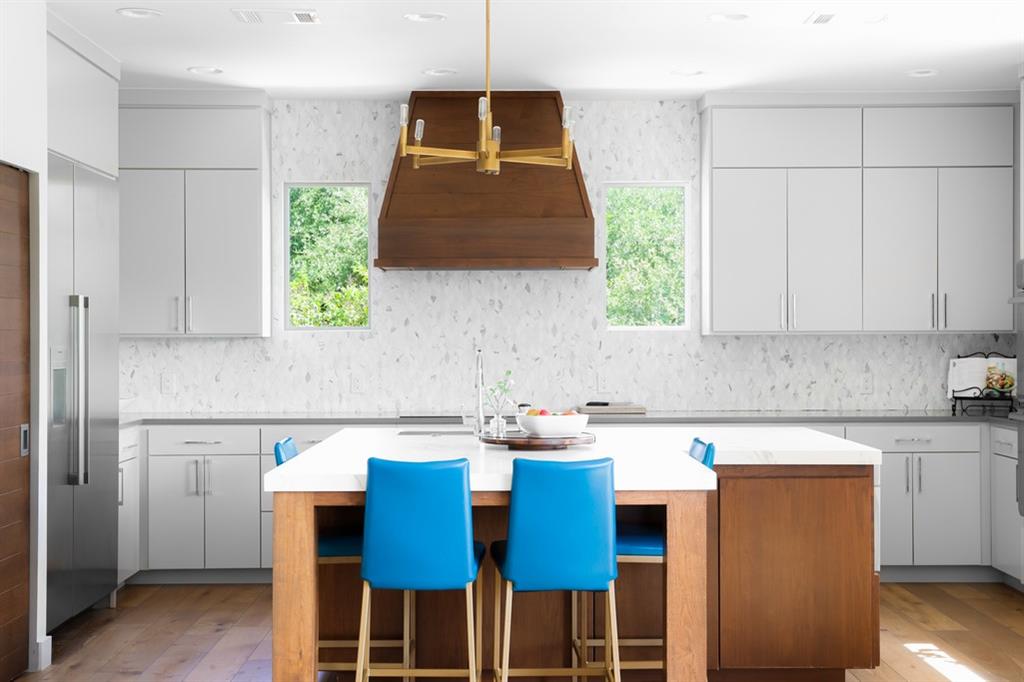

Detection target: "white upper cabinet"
[863, 107, 1013, 167]
[711, 169, 788, 333]
[0, 0, 46, 173]
[787, 169, 862, 332]
[937, 167, 1013, 332]
[47, 35, 119, 176]
[185, 170, 265, 335]
[711, 108, 862, 168]
[120, 170, 186, 335]
[120, 108, 263, 169]
[863, 169, 938, 332]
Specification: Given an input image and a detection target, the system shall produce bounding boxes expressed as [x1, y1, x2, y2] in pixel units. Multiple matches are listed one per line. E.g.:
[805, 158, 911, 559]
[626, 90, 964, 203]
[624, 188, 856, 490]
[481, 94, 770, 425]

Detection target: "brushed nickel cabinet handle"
[779, 293, 785, 330]
[905, 456, 910, 494]
[183, 440, 223, 445]
[192, 459, 201, 495]
[943, 293, 948, 329]
[917, 456, 923, 493]
[186, 296, 194, 333]
[930, 293, 935, 329]
[118, 467, 124, 506]
[173, 296, 181, 332]
[791, 294, 797, 330]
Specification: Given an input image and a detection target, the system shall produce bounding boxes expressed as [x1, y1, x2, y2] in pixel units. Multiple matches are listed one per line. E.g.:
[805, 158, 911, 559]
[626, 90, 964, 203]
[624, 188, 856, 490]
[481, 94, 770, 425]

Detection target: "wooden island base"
[273, 491, 708, 681]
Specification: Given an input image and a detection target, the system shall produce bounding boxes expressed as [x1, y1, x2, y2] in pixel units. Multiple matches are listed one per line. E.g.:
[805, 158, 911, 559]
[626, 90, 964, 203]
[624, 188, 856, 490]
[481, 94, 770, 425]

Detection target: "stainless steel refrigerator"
[47, 154, 119, 631]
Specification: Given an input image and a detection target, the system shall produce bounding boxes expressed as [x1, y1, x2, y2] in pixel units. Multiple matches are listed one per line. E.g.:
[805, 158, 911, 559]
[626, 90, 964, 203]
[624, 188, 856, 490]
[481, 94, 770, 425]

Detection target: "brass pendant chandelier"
[397, 0, 576, 176]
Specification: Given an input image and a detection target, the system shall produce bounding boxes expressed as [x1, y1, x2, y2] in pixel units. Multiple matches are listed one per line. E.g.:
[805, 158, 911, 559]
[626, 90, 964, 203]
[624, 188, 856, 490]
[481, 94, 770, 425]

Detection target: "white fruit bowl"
[515, 413, 589, 438]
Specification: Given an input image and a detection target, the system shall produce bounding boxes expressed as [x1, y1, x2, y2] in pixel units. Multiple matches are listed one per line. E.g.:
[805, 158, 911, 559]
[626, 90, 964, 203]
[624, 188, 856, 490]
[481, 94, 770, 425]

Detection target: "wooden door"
[880, 453, 914, 565]
[119, 170, 185, 335]
[863, 168, 938, 331]
[913, 452, 982, 565]
[184, 170, 263, 335]
[710, 169, 788, 333]
[787, 168, 862, 331]
[938, 167, 1013, 331]
[203, 455, 260, 569]
[0, 164, 30, 680]
[147, 456, 205, 569]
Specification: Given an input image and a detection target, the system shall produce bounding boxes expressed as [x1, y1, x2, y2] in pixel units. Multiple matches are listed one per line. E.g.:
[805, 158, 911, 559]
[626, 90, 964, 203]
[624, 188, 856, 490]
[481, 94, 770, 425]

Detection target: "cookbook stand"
[949, 352, 1016, 416]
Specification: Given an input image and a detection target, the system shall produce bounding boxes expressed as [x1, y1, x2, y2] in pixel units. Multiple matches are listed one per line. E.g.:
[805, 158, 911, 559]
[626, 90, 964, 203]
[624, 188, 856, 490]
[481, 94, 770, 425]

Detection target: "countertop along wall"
[119, 98, 1013, 414]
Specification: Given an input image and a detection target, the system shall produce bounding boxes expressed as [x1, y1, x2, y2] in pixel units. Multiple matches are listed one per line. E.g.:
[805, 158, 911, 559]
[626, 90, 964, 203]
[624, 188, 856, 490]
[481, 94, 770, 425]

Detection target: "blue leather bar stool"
[491, 458, 622, 682]
[355, 457, 485, 682]
[273, 438, 414, 677]
[573, 438, 715, 673]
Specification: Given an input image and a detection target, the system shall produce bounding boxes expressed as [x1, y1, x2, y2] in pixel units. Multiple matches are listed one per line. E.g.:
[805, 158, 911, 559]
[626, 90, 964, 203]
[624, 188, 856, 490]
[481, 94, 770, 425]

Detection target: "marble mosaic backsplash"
[118, 98, 1014, 414]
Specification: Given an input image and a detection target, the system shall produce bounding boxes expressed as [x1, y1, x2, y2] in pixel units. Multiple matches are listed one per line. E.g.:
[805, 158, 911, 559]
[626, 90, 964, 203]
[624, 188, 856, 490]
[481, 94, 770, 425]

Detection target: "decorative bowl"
[515, 413, 589, 438]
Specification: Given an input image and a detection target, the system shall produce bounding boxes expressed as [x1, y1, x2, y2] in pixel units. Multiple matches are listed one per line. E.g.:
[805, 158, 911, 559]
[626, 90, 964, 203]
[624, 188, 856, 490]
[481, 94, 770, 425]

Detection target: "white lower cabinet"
[148, 454, 260, 569]
[991, 453, 1023, 580]
[913, 452, 982, 565]
[880, 454, 913, 565]
[117, 457, 140, 583]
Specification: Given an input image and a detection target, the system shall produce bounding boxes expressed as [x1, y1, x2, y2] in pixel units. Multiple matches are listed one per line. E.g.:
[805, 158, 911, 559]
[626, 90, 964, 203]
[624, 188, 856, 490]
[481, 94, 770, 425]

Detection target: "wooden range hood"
[376, 91, 596, 270]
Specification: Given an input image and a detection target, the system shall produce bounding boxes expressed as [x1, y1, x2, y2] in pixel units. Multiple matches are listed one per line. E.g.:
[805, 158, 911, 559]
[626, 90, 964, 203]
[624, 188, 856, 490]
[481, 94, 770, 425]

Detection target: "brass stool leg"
[571, 590, 579, 682]
[355, 581, 372, 682]
[500, 581, 514, 682]
[403, 590, 412, 682]
[607, 582, 622, 682]
[475, 575, 483, 678]
[465, 583, 478, 682]
[493, 564, 502, 679]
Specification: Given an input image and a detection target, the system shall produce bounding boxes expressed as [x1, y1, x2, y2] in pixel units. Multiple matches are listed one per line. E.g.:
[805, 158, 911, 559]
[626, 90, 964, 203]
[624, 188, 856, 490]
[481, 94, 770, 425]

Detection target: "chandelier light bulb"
[492, 126, 501, 143]
[399, 104, 409, 127]
[414, 119, 425, 142]
[478, 97, 489, 121]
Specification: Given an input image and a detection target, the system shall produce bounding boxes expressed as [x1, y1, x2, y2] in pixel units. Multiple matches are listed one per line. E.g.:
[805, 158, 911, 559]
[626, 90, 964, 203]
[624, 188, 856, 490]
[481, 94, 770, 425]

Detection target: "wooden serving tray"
[479, 432, 596, 450]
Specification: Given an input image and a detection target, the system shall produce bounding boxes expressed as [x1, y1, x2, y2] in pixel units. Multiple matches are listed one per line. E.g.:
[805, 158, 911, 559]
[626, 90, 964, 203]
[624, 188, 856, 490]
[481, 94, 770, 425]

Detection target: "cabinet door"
[711, 169, 788, 332]
[185, 170, 264, 335]
[938, 167, 1013, 331]
[261, 512, 273, 569]
[913, 453, 982, 565]
[148, 456, 205, 569]
[120, 170, 185, 335]
[880, 454, 913, 566]
[204, 455, 261, 569]
[712, 108, 862, 168]
[863, 107, 1013, 167]
[787, 169, 862, 331]
[991, 454, 1023, 580]
[117, 458, 140, 583]
[863, 169, 937, 331]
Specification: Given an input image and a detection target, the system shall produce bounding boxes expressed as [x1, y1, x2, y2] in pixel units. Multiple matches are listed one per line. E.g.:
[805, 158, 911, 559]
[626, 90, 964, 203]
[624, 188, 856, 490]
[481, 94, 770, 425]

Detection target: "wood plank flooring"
[19, 582, 1024, 681]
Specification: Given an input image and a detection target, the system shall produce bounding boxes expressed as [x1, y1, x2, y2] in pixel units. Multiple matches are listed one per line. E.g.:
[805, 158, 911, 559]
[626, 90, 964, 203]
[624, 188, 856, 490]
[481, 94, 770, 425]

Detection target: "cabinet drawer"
[119, 427, 140, 462]
[991, 426, 1018, 460]
[260, 424, 341, 454]
[845, 424, 980, 453]
[261, 454, 275, 511]
[148, 425, 260, 455]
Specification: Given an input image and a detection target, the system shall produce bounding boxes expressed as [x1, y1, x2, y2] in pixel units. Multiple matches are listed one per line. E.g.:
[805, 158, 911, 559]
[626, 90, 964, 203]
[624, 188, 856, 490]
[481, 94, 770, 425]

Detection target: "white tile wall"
[119, 99, 1013, 413]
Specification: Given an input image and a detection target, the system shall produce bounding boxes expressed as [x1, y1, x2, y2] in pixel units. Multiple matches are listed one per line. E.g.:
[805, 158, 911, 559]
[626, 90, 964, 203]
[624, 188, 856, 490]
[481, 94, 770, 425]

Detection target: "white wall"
[119, 98, 1013, 414]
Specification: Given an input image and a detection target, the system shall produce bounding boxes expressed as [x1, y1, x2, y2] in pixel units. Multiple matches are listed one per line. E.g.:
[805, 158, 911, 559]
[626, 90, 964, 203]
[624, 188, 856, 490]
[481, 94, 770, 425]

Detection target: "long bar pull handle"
[905, 456, 910, 494]
[83, 296, 90, 485]
[69, 295, 87, 486]
[118, 467, 124, 506]
[791, 294, 797, 330]
[186, 296, 194, 333]
[930, 294, 935, 329]
[943, 293, 948, 330]
[192, 459, 201, 495]
[183, 440, 223, 445]
[917, 456, 923, 494]
[173, 296, 181, 332]
[205, 457, 213, 496]
[779, 293, 785, 330]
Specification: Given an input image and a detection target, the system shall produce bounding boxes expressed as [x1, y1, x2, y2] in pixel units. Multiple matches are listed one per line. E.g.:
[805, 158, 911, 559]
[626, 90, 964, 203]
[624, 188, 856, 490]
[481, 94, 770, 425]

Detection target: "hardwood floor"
[19, 582, 1024, 681]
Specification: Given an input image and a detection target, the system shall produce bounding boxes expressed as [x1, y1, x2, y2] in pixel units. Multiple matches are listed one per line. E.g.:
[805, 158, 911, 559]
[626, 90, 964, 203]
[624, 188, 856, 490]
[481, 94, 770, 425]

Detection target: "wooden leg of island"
[272, 492, 319, 681]
[665, 491, 708, 681]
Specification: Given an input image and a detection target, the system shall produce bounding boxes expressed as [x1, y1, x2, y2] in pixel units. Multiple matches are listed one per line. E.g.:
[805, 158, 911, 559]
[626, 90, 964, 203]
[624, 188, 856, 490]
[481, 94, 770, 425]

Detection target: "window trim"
[603, 181, 693, 332]
[284, 182, 373, 332]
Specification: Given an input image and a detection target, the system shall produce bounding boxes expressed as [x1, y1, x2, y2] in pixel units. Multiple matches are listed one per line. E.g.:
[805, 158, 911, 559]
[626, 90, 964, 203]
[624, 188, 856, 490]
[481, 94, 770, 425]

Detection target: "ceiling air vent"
[231, 8, 320, 24]
[803, 12, 836, 24]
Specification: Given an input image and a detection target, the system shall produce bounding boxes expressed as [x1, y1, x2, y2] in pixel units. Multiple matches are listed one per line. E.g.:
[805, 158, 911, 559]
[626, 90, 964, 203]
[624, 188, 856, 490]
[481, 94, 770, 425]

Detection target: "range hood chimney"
[376, 91, 596, 271]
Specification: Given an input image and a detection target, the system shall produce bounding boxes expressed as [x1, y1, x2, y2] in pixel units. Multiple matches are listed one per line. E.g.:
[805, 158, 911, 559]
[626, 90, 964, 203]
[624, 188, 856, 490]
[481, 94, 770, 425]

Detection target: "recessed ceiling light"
[115, 7, 162, 19]
[404, 12, 447, 22]
[187, 66, 224, 75]
[907, 68, 938, 78]
[422, 68, 457, 77]
[671, 69, 706, 77]
[708, 13, 748, 22]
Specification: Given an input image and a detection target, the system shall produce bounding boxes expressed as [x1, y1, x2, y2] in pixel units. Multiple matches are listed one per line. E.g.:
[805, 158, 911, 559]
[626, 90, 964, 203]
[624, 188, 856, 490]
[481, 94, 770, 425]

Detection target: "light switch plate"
[350, 374, 366, 395]
[161, 373, 178, 395]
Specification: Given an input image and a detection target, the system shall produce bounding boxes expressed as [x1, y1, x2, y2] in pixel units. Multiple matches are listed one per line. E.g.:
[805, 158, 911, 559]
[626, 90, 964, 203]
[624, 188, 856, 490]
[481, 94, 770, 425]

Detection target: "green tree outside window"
[605, 186, 686, 326]
[288, 185, 370, 328]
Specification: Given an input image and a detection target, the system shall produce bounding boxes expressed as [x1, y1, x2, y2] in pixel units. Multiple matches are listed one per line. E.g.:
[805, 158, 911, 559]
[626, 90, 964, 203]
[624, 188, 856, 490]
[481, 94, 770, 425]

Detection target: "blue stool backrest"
[274, 437, 299, 466]
[689, 438, 716, 468]
[362, 458, 477, 590]
[504, 458, 617, 592]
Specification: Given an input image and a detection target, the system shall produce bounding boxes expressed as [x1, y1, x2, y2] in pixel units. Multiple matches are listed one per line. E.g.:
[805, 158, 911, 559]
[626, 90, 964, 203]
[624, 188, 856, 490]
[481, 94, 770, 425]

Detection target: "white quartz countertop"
[263, 425, 880, 493]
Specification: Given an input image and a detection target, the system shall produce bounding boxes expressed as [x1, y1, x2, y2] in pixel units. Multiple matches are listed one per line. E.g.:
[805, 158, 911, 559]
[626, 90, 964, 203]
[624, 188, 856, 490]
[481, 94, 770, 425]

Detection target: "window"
[287, 184, 370, 329]
[605, 185, 686, 327]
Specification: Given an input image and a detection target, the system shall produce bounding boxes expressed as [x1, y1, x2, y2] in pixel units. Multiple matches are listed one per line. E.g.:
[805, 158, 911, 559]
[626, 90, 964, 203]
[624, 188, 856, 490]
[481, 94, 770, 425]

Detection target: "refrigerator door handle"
[69, 295, 88, 486]
[118, 467, 124, 506]
[83, 296, 90, 485]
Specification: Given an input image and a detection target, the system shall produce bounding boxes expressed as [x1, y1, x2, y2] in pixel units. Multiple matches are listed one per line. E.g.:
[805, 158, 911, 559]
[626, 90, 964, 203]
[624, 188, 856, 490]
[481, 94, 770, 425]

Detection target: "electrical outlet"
[350, 374, 366, 395]
[860, 371, 874, 395]
[160, 373, 178, 395]
[595, 371, 610, 396]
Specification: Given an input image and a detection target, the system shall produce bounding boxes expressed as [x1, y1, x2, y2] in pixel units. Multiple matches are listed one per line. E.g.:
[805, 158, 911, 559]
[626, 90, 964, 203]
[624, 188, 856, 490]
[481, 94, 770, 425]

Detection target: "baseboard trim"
[128, 569, 272, 585]
[880, 565, 1010, 584]
[709, 669, 843, 681]
[28, 635, 51, 672]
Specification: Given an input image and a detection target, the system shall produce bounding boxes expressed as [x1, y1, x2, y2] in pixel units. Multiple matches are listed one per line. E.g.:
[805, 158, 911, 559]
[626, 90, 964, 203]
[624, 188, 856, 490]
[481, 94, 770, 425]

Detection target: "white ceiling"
[49, 0, 1024, 99]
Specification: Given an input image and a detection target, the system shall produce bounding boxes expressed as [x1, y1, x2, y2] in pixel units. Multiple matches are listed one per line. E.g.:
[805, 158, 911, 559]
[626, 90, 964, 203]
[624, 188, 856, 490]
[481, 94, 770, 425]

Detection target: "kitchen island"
[264, 425, 881, 681]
